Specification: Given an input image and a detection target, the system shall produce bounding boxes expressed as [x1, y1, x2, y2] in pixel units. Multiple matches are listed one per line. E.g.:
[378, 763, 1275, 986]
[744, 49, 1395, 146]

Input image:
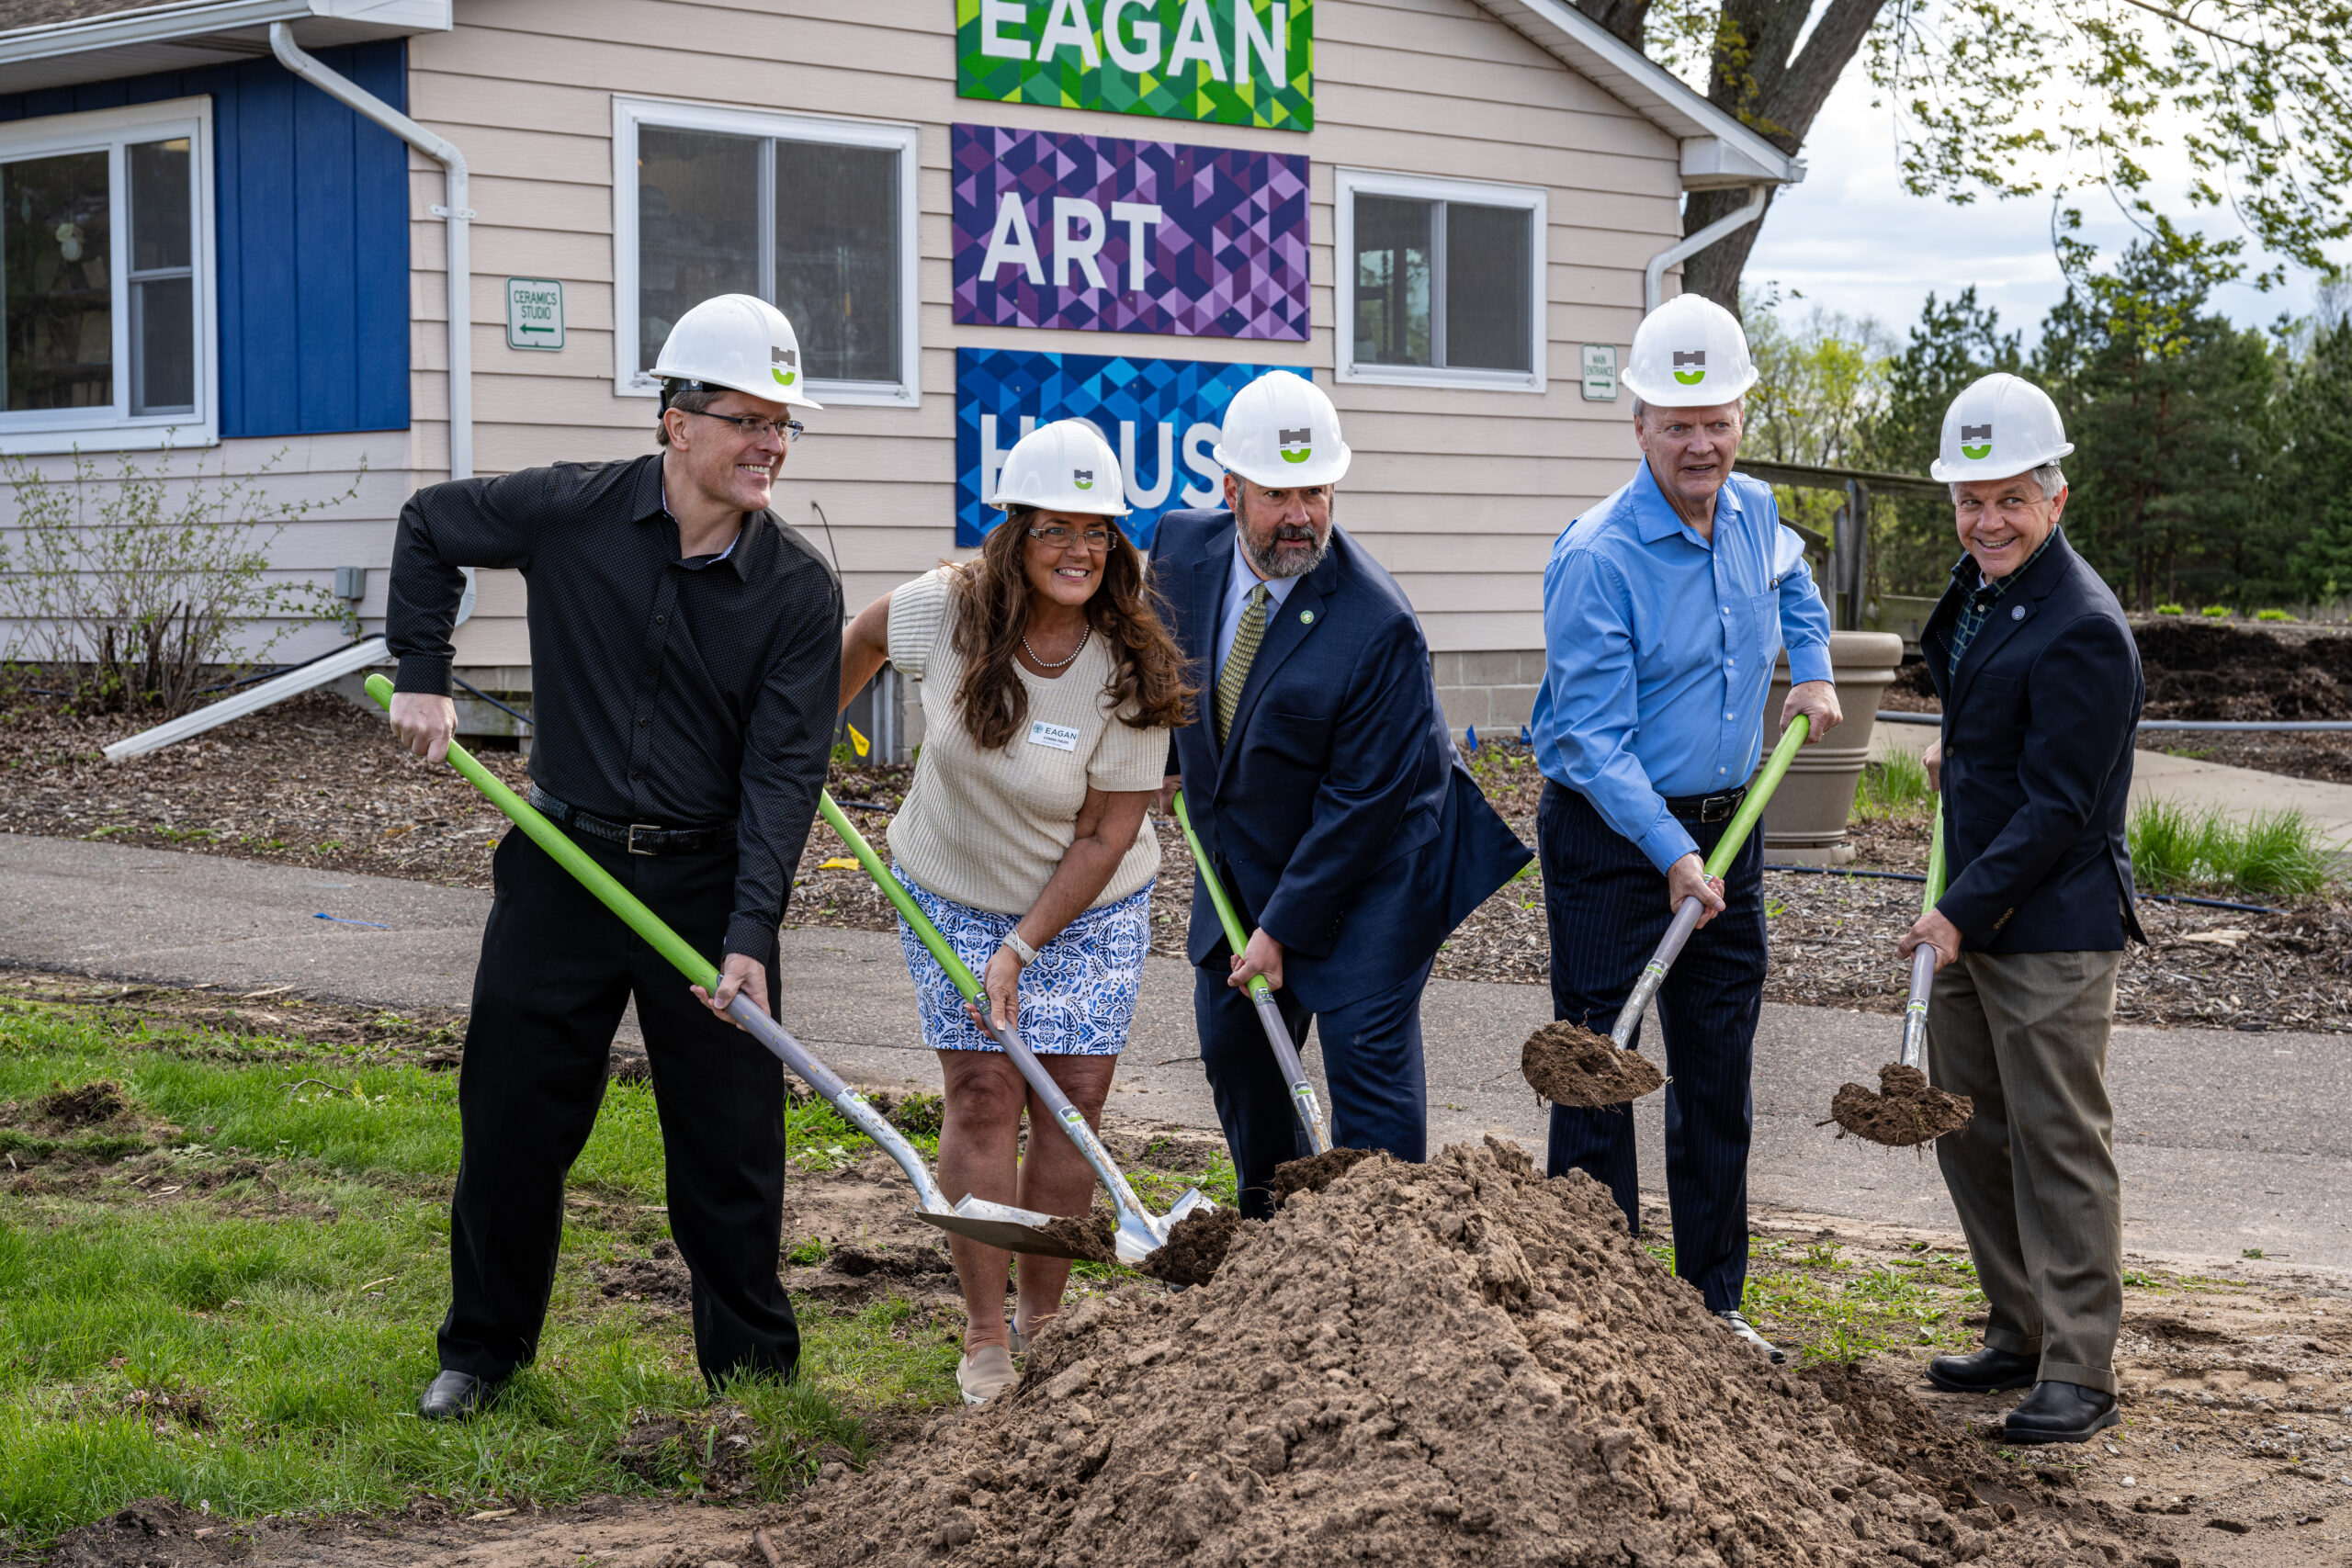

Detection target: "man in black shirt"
[386, 294, 840, 1418]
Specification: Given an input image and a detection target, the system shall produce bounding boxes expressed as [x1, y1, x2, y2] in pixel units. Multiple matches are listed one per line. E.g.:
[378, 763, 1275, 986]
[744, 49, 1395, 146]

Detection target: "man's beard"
[1239, 497, 1335, 580]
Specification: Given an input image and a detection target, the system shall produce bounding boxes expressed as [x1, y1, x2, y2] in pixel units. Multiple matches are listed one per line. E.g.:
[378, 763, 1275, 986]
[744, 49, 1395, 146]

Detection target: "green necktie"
[1216, 582, 1271, 744]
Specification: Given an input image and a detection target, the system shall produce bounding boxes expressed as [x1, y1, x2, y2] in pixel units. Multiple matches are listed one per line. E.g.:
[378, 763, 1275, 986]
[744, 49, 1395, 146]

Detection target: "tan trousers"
[1927, 949, 2124, 1394]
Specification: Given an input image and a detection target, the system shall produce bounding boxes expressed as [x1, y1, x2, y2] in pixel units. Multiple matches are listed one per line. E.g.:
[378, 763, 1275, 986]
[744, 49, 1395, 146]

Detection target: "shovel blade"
[918, 1198, 1080, 1258]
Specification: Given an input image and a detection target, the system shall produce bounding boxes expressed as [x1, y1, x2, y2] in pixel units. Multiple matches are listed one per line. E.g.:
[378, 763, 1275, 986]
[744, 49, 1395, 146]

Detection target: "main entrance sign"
[956, 0, 1314, 132]
[956, 346, 1309, 548]
[953, 123, 1309, 341]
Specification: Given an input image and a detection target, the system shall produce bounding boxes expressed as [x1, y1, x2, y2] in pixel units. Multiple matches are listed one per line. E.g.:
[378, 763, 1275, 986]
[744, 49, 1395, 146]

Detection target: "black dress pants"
[436, 826, 797, 1388]
[1537, 780, 1767, 1314]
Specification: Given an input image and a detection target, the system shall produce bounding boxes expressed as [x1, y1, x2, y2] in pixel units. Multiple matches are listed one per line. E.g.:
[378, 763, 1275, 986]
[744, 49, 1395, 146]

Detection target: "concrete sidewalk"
[3, 831, 2345, 1277]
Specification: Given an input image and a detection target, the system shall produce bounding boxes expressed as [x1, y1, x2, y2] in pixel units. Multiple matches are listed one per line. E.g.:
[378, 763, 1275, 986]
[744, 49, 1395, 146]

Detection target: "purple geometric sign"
[951, 122, 1309, 342]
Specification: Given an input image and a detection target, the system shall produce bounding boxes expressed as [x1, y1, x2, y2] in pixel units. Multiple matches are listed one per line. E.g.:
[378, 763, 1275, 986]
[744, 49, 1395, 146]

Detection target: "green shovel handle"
[1703, 711, 1809, 879]
[1924, 794, 1947, 909]
[364, 674, 718, 990]
[1169, 790, 1273, 1004]
[818, 792, 984, 1003]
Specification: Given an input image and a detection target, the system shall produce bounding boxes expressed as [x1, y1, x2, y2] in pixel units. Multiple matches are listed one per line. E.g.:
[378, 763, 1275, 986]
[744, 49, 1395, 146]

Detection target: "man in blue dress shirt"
[1529, 294, 1840, 1360]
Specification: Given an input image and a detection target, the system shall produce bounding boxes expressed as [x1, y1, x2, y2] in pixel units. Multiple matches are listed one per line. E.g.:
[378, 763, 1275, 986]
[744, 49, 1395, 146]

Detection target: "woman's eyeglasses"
[684, 411, 806, 444]
[1026, 524, 1116, 551]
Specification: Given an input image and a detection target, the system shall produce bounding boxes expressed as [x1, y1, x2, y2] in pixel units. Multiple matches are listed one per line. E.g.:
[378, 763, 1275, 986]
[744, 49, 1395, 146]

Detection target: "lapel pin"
[2010, 605, 2025, 620]
[1300, 610, 1315, 625]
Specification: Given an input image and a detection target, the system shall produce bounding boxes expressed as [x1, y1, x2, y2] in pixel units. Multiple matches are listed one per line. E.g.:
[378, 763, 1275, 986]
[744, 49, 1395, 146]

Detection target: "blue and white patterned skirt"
[893, 864, 1151, 1055]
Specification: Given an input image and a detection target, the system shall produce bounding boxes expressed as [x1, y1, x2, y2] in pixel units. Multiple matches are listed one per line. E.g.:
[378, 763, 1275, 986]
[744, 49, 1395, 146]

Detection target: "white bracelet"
[1000, 931, 1038, 966]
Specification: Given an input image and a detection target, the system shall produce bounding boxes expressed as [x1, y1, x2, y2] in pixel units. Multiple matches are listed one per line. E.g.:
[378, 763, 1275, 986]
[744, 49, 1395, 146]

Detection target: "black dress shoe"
[1925, 1346, 2039, 1393]
[418, 1370, 492, 1422]
[2000, 1381, 2120, 1445]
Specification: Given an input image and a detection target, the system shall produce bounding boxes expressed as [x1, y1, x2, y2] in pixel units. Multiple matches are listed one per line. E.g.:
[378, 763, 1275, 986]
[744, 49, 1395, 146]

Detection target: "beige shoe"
[957, 1343, 1018, 1405]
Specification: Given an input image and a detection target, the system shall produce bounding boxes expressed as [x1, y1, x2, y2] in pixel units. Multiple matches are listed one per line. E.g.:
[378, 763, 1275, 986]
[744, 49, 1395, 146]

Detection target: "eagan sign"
[957, 0, 1314, 131]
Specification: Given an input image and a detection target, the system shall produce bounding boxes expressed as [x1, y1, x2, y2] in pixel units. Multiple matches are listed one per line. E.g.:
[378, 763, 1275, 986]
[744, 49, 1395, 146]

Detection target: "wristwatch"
[1000, 931, 1038, 967]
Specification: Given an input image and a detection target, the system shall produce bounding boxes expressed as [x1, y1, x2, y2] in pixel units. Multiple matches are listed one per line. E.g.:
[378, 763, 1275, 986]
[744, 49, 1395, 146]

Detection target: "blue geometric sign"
[956, 346, 1308, 548]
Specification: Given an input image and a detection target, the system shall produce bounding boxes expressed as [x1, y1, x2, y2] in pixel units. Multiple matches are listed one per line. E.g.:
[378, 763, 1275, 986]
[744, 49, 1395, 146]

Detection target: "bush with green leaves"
[2256, 608, 2294, 622]
[2200, 604, 2233, 618]
[2155, 603, 2185, 615]
[0, 447, 359, 717]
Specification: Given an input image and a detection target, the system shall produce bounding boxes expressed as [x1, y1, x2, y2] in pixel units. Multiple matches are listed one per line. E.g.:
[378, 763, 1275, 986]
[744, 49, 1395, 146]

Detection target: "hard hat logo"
[1071, 468, 1094, 491]
[771, 346, 798, 389]
[1277, 426, 1313, 465]
[1960, 423, 1993, 460]
[1672, 348, 1707, 386]
[1928, 373, 2071, 482]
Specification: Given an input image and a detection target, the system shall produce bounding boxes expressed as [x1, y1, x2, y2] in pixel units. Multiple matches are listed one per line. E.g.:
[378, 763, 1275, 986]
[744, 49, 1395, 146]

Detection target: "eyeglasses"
[681, 410, 806, 444]
[1026, 524, 1117, 551]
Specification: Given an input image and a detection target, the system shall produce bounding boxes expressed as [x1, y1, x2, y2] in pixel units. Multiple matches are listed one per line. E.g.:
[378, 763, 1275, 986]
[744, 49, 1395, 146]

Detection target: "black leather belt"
[1662, 784, 1747, 825]
[529, 786, 729, 856]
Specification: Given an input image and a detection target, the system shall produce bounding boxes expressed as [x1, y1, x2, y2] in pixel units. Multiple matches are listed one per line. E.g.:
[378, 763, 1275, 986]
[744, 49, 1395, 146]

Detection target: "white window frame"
[0, 96, 218, 454]
[1335, 168, 1547, 396]
[612, 95, 921, 409]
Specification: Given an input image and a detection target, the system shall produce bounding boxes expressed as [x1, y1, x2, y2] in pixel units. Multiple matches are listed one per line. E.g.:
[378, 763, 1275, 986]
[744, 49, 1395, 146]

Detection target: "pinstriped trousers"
[1538, 780, 1767, 1313]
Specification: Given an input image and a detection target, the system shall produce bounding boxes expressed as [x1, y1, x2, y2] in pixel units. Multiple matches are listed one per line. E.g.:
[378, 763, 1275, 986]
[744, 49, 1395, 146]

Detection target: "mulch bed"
[4, 687, 2345, 1032]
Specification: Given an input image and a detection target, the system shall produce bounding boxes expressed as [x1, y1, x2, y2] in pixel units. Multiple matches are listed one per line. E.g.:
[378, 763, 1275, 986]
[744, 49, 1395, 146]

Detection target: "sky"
[1738, 50, 2343, 348]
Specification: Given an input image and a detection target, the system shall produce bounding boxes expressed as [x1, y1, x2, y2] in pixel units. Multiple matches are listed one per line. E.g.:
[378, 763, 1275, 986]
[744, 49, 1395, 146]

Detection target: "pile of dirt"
[1828, 1065, 1974, 1147]
[1267, 1145, 1375, 1203]
[33, 1079, 130, 1128]
[1521, 1021, 1665, 1108]
[1136, 1207, 1247, 1287]
[2135, 619, 2352, 721]
[778, 1138, 2158, 1568]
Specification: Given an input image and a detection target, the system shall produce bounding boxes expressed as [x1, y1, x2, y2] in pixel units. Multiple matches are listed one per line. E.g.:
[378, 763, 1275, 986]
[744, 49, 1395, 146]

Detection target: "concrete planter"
[1761, 631, 1907, 865]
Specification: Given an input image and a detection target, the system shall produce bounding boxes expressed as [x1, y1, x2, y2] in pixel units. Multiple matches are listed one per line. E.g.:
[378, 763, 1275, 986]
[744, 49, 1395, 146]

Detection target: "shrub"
[2256, 608, 2294, 622]
[2200, 604, 2233, 618]
[2128, 799, 2335, 897]
[2155, 603, 2186, 615]
[0, 446, 359, 717]
[1851, 750, 1935, 821]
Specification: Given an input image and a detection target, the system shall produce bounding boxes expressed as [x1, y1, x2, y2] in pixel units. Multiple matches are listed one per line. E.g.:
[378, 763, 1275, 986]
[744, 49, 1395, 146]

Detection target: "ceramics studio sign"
[952, 122, 1310, 342]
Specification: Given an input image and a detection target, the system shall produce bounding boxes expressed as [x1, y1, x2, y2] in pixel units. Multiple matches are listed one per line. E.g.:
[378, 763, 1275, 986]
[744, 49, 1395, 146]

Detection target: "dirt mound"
[1268, 1145, 1377, 1203]
[1137, 1207, 1248, 1287]
[1521, 1021, 1664, 1108]
[777, 1138, 2154, 1568]
[1828, 1065, 1974, 1147]
[34, 1080, 131, 1127]
[592, 1239, 693, 1306]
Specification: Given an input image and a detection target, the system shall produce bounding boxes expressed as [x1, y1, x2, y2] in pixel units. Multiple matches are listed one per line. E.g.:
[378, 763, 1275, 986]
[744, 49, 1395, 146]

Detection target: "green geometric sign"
[956, 0, 1314, 132]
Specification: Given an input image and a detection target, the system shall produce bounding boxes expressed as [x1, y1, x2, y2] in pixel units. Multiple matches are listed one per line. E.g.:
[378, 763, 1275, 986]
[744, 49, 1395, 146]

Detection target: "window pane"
[1443, 202, 1532, 373]
[2, 150, 112, 411]
[637, 127, 759, 373]
[1353, 195, 1432, 367]
[132, 276, 192, 413]
[129, 138, 190, 273]
[774, 141, 899, 385]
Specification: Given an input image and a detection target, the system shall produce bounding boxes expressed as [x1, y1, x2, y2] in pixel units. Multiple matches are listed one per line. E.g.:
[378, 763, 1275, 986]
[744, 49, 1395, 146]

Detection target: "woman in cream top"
[837, 420, 1191, 1404]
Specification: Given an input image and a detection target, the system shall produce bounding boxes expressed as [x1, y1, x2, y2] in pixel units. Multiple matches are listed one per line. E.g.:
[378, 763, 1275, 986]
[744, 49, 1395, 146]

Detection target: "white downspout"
[1643, 183, 1770, 312]
[104, 27, 476, 762]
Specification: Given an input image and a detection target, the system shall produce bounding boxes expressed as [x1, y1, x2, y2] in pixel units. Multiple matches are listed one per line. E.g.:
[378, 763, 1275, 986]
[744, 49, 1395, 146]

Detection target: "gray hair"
[1950, 463, 2065, 502]
[1631, 396, 1744, 425]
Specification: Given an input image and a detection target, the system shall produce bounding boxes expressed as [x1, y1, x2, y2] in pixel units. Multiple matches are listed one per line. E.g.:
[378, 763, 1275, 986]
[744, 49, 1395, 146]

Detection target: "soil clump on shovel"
[1137, 1207, 1249, 1287]
[778, 1137, 2154, 1568]
[1037, 1213, 1118, 1264]
[1521, 1021, 1664, 1107]
[1268, 1145, 1377, 1203]
[1829, 1064, 1974, 1147]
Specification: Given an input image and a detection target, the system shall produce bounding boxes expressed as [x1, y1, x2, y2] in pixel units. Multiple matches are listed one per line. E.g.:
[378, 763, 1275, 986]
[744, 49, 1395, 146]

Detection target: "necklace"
[1021, 625, 1090, 671]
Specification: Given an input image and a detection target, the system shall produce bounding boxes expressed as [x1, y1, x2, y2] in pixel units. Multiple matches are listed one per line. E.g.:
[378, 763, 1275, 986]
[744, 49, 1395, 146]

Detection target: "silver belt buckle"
[1702, 794, 1734, 824]
[627, 824, 661, 855]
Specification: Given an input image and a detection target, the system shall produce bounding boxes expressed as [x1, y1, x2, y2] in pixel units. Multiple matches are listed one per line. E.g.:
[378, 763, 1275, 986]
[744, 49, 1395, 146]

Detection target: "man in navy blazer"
[1899, 374, 2143, 1446]
[1153, 371, 1529, 1216]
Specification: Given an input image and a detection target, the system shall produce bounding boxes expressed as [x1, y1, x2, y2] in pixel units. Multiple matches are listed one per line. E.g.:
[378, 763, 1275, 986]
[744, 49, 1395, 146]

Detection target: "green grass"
[2201, 604, 2233, 618]
[1850, 750, 1934, 822]
[2256, 608, 2295, 623]
[0, 1000, 963, 1546]
[2127, 798, 2337, 897]
[2155, 603, 2186, 615]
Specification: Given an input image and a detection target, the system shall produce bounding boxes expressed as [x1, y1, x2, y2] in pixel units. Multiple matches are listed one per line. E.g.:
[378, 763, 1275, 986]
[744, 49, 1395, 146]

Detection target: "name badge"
[1026, 719, 1080, 752]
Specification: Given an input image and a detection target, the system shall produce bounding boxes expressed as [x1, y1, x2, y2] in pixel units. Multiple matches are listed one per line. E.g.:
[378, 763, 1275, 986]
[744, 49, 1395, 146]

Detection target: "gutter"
[1643, 183, 1770, 312]
[106, 25, 473, 761]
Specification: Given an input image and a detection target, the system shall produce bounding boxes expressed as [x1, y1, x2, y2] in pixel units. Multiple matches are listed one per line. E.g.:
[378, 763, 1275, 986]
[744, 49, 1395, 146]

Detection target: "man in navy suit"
[1153, 371, 1529, 1217]
[1900, 374, 2143, 1445]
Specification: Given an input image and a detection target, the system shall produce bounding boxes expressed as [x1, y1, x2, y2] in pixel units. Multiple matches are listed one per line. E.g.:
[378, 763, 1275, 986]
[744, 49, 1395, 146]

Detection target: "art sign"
[956, 0, 1314, 132]
[953, 123, 1308, 341]
[956, 346, 1308, 547]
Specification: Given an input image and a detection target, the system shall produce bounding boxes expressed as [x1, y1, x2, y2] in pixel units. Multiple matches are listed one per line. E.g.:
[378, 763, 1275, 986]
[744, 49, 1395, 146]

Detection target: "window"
[1336, 169, 1545, 394]
[614, 98, 919, 407]
[0, 97, 214, 451]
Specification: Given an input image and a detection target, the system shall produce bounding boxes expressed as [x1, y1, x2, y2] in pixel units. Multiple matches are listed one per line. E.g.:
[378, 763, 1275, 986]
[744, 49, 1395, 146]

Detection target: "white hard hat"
[1211, 370, 1351, 489]
[652, 293, 823, 411]
[1620, 293, 1758, 406]
[989, 419, 1131, 517]
[1929, 372, 2073, 482]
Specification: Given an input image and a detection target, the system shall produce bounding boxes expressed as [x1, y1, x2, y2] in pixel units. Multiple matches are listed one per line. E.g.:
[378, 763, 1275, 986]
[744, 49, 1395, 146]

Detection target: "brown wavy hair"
[950, 507, 1195, 751]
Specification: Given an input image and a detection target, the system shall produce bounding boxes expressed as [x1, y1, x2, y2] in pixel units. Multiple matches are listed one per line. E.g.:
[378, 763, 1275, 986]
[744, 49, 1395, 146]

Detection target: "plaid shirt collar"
[1946, 531, 2055, 678]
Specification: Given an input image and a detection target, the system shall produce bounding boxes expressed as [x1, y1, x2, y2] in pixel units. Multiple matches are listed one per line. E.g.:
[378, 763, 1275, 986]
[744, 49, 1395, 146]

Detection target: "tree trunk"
[1573, 0, 1651, 50]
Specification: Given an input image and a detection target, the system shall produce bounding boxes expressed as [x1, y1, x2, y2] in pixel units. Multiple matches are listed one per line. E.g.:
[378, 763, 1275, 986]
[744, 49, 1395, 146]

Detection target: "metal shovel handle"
[358, 674, 953, 1213]
[1901, 797, 1950, 1070]
[818, 793, 1168, 1243]
[1605, 714, 1809, 1046]
[1170, 791, 1332, 1156]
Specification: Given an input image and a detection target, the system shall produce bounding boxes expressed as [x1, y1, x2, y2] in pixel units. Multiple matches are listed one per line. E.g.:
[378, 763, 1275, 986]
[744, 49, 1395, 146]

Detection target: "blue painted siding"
[0, 43, 413, 438]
